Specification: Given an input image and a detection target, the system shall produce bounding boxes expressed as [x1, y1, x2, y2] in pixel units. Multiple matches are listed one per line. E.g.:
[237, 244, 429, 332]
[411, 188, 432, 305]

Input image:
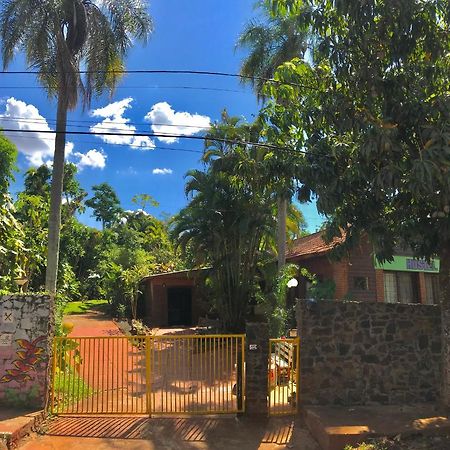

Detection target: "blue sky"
[1, 0, 323, 232]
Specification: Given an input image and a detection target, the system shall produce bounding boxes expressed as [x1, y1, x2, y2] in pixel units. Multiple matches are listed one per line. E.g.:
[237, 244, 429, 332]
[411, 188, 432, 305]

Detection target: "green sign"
[374, 256, 440, 273]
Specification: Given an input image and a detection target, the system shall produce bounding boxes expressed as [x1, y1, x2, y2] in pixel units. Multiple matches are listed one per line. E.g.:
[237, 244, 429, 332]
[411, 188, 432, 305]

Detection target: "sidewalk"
[18, 416, 320, 450]
[0, 409, 44, 449]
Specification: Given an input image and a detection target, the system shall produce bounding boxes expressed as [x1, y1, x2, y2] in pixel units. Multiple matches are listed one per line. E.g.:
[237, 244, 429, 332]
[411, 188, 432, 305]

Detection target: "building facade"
[287, 232, 440, 305]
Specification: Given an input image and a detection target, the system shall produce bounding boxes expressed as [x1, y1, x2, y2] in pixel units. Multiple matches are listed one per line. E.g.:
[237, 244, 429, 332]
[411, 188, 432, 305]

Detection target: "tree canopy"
[0, 0, 153, 293]
[260, 0, 450, 402]
[172, 112, 305, 331]
[86, 182, 123, 229]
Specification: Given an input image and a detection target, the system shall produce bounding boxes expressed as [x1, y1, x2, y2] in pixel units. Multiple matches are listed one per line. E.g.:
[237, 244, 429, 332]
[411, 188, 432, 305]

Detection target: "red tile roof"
[286, 231, 346, 260]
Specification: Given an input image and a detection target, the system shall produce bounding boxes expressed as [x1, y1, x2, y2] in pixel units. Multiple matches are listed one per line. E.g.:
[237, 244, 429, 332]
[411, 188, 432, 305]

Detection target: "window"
[384, 272, 397, 303]
[383, 271, 419, 304]
[424, 274, 439, 305]
[353, 276, 369, 290]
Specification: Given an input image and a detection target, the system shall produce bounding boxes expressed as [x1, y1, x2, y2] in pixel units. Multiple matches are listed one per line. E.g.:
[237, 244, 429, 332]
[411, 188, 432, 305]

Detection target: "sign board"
[375, 256, 439, 273]
[249, 344, 259, 351]
[0, 333, 13, 347]
[2, 310, 14, 323]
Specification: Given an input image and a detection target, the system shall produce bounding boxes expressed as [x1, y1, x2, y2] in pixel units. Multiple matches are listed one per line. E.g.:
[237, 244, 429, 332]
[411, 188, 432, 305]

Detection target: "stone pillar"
[245, 322, 269, 416]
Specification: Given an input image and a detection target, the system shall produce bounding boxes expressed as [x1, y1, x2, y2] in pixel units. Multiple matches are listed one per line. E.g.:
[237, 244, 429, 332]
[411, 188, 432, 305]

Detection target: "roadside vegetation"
[0, 142, 184, 318]
[63, 299, 109, 316]
[1, 0, 450, 346]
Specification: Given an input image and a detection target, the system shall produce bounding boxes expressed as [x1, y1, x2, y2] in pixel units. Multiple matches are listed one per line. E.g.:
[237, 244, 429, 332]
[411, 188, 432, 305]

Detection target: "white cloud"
[145, 102, 210, 144]
[74, 149, 107, 170]
[90, 98, 155, 150]
[0, 97, 76, 167]
[0, 98, 49, 166]
[152, 168, 173, 175]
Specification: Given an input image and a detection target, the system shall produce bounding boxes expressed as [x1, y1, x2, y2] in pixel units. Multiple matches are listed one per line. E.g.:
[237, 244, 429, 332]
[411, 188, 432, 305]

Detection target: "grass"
[52, 367, 94, 412]
[63, 299, 109, 315]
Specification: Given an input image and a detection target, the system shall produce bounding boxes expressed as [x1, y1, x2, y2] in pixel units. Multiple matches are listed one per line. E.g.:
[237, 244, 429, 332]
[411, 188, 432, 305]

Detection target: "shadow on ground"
[42, 416, 319, 449]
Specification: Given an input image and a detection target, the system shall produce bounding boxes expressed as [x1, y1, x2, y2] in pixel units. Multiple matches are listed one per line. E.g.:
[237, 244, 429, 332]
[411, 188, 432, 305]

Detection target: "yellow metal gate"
[51, 335, 245, 415]
[268, 338, 299, 416]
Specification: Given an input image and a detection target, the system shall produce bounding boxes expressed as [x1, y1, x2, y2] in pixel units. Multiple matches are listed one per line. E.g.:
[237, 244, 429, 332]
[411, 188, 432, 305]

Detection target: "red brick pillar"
[333, 260, 349, 299]
[375, 270, 385, 302]
[418, 272, 427, 304]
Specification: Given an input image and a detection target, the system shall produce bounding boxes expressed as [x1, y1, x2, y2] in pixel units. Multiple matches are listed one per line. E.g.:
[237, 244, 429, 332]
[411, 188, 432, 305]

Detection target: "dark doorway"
[167, 287, 192, 326]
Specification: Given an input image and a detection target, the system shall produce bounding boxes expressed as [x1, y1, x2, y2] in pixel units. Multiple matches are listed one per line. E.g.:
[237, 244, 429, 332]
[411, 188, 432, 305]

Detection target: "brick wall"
[347, 237, 378, 301]
[296, 299, 441, 405]
[333, 260, 350, 299]
[0, 294, 52, 408]
[375, 270, 385, 301]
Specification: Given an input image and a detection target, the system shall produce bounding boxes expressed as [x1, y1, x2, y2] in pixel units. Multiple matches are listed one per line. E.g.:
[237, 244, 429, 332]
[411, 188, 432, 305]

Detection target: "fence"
[268, 338, 300, 416]
[51, 334, 245, 415]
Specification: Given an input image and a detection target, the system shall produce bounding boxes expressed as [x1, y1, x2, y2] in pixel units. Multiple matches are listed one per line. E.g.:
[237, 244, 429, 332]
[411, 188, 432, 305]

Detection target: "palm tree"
[236, 1, 308, 100]
[172, 113, 277, 331]
[0, 0, 152, 293]
[236, 1, 309, 271]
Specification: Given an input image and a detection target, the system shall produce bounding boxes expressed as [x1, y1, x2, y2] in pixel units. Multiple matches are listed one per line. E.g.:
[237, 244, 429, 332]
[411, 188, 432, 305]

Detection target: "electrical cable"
[1, 127, 304, 153]
[0, 68, 318, 91]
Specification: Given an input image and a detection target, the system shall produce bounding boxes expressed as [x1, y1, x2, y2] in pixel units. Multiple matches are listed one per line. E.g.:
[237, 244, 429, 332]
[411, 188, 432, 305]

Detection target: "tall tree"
[0, 0, 152, 293]
[237, 0, 309, 271]
[0, 130, 17, 195]
[0, 132, 24, 290]
[86, 182, 123, 229]
[172, 114, 283, 331]
[263, 0, 450, 404]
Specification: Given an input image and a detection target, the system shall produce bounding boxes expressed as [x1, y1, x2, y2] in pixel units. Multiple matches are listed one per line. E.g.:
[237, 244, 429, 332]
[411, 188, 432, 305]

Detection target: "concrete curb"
[0, 411, 45, 449]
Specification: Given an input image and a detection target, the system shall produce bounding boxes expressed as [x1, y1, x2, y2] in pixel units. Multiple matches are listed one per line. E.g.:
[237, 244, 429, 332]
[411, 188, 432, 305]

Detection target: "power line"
[0, 85, 249, 94]
[2, 133, 203, 154]
[0, 116, 211, 130]
[1, 127, 300, 152]
[0, 68, 317, 90]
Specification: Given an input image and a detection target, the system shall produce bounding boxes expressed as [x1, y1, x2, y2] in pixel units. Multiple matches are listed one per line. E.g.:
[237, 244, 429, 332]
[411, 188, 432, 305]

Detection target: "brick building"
[287, 231, 440, 304]
[141, 269, 207, 327]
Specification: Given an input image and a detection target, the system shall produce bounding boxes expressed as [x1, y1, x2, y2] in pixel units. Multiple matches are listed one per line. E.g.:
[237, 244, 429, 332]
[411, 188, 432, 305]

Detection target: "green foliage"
[3, 386, 39, 408]
[63, 299, 109, 316]
[131, 193, 159, 211]
[266, 263, 298, 337]
[0, 130, 17, 195]
[0, 133, 24, 291]
[172, 112, 284, 331]
[344, 443, 389, 450]
[53, 366, 93, 410]
[300, 268, 336, 300]
[0, 194, 25, 291]
[85, 183, 123, 229]
[236, 0, 308, 100]
[262, 0, 450, 266]
[121, 264, 150, 320]
[116, 303, 127, 320]
[0, 0, 152, 108]
[1, 0, 153, 293]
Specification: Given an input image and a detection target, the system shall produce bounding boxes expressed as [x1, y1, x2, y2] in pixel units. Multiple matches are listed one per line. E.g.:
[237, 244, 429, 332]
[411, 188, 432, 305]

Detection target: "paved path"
[65, 312, 123, 337]
[18, 416, 320, 449]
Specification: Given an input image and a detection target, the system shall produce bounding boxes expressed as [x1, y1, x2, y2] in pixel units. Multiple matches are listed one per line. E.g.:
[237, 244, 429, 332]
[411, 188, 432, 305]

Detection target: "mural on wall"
[0, 336, 46, 384]
[0, 295, 51, 408]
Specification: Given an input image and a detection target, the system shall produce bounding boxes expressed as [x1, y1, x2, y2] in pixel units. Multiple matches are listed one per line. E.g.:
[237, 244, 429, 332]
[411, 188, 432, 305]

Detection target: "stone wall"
[245, 322, 269, 415]
[0, 295, 52, 408]
[297, 299, 441, 405]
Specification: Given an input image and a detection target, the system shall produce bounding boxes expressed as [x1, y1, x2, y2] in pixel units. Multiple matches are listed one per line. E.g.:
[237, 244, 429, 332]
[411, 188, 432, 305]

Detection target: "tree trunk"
[439, 242, 450, 409]
[277, 196, 287, 272]
[45, 94, 68, 294]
